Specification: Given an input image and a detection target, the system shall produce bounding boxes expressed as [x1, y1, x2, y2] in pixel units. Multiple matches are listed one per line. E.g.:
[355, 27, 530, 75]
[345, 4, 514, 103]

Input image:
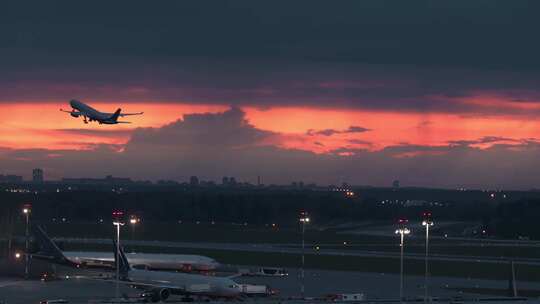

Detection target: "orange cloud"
[243, 106, 540, 153]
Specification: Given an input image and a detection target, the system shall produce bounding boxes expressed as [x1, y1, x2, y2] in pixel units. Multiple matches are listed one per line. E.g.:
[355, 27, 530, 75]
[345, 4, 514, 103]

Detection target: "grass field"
[304, 244, 540, 259]
[25, 221, 540, 259]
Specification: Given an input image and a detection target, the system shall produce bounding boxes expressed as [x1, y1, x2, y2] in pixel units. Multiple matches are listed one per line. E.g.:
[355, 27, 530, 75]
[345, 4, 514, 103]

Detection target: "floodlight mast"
[299, 211, 310, 298]
[422, 212, 434, 303]
[22, 204, 31, 279]
[112, 210, 125, 299]
[395, 219, 410, 302]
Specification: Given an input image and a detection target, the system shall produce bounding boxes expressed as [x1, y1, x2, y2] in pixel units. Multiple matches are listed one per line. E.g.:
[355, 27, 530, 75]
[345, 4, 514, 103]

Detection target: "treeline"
[0, 187, 530, 224]
[1, 188, 540, 239]
[489, 199, 540, 239]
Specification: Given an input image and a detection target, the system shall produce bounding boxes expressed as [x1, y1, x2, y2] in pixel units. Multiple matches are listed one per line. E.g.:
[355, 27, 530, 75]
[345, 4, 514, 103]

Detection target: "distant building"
[0, 174, 23, 183]
[190, 176, 199, 186]
[33, 168, 44, 183]
[222, 176, 237, 186]
[392, 180, 400, 189]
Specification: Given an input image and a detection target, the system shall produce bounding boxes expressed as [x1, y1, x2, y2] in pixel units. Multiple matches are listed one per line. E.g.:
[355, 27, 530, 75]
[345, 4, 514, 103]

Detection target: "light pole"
[299, 211, 310, 298]
[112, 210, 124, 299]
[395, 219, 410, 302]
[22, 204, 31, 279]
[422, 212, 434, 303]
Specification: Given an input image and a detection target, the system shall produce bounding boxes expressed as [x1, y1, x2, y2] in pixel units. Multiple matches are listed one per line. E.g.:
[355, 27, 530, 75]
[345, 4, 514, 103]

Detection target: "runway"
[52, 237, 540, 266]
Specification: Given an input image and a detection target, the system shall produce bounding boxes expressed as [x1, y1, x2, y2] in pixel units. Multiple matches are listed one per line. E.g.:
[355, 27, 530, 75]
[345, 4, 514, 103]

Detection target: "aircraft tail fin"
[112, 239, 131, 277]
[32, 225, 73, 266]
[110, 108, 122, 121]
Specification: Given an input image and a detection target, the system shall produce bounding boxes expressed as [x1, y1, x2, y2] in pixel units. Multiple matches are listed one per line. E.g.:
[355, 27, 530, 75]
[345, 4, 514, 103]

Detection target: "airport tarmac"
[0, 276, 135, 304]
[1, 267, 538, 304]
[236, 267, 540, 299]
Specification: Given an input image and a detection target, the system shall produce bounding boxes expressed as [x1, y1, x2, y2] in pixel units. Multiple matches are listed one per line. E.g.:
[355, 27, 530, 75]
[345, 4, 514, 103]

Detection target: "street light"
[422, 212, 434, 303]
[112, 210, 124, 299]
[129, 215, 140, 241]
[395, 219, 410, 302]
[299, 211, 310, 298]
[22, 204, 31, 279]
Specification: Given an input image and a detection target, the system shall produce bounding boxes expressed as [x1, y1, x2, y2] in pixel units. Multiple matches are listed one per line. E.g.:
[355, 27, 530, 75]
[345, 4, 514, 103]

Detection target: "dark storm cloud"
[0, 0, 540, 114]
[2, 1, 540, 69]
[128, 107, 274, 149]
[1, 1, 540, 115]
[2, 55, 540, 117]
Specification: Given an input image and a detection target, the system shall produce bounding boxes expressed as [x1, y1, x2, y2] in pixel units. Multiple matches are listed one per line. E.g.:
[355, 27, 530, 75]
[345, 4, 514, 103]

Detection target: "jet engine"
[142, 288, 171, 303]
[70, 112, 79, 118]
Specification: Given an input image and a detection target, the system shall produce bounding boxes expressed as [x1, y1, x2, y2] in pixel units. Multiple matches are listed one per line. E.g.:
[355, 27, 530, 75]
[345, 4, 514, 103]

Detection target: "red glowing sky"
[2, 97, 539, 154]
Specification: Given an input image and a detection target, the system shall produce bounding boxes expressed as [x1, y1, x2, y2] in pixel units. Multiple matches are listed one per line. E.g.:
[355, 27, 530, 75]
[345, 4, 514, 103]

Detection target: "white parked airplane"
[63, 251, 220, 272]
[60, 99, 143, 124]
[32, 226, 241, 302]
[112, 243, 242, 302]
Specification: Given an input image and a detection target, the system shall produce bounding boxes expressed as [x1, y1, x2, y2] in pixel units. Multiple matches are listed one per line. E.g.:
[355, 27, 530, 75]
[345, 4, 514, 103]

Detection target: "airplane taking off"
[60, 99, 143, 124]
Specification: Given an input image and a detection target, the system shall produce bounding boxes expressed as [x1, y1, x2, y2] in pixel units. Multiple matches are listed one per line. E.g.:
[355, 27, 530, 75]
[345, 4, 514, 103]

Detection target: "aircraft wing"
[104, 112, 144, 117]
[119, 112, 144, 117]
[84, 277, 194, 295]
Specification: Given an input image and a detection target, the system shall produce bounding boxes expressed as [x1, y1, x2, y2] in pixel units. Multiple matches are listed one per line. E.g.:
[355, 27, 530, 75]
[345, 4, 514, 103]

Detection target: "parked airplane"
[63, 251, 220, 272]
[112, 242, 242, 302]
[60, 99, 143, 124]
[32, 226, 242, 302]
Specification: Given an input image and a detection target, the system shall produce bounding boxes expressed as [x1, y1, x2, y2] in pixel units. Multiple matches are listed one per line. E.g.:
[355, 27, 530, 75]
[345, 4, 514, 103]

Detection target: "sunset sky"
[1, 1, 540, 189]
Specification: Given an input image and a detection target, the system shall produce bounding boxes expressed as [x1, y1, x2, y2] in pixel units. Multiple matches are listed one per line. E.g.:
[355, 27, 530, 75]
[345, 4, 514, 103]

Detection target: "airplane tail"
[32, 225, 75, 267]
[112, 239, 131, 278]
[110, 108, 122, 121]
